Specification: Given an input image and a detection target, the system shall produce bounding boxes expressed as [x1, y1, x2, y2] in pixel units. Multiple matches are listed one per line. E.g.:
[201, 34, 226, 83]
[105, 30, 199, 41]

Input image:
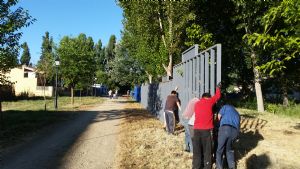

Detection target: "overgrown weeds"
[266, 103, 300, 118]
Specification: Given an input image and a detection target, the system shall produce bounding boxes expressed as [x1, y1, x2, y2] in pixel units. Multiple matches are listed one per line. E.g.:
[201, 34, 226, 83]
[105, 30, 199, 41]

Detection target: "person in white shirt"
[183, 95, 198, 152]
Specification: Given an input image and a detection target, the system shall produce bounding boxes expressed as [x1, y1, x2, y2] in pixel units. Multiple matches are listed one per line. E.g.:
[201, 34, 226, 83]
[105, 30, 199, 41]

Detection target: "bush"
[266, 104, 277, 114]
[266, 103, 300, 118]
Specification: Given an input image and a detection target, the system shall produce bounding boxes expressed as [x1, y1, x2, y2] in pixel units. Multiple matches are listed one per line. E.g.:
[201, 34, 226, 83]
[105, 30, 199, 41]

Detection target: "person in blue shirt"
[216, 104, 240, 169]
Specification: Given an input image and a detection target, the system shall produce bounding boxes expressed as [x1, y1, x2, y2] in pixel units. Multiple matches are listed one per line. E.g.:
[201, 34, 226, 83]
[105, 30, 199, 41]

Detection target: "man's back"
[194, 88, 221, 130]
[194, 98, 216, 129]
[165, 95, 179, 111]
[219, 104, 240, 130]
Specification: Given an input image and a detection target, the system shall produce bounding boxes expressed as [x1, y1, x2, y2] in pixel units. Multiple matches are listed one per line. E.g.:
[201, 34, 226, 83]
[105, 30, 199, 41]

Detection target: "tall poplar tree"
[118, 1, 194, 80]
[105, 35, 116, 62]
[37, 32, 55, 111]
[20, 42, 31, 66]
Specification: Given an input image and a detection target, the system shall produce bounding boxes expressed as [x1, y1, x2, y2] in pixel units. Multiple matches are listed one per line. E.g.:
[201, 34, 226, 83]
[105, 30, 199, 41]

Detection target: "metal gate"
[140, 44, 222, 122]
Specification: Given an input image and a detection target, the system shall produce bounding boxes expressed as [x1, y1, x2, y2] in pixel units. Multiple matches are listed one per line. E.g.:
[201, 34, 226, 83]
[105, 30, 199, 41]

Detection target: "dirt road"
[1, 98, 127, 169]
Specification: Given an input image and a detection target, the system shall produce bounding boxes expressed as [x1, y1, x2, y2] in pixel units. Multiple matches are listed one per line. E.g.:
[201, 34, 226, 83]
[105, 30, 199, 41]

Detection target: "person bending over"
[216, 103, 240, 169]
[164, 90, 181, 134]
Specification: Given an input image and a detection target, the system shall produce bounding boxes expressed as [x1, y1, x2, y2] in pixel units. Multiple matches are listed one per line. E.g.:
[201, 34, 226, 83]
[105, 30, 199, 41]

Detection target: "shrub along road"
[1, 98, 127, 169]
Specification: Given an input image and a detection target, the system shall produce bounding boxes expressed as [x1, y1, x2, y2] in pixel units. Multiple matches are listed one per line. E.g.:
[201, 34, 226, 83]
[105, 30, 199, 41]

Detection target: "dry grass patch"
[117, 102, 192, 169]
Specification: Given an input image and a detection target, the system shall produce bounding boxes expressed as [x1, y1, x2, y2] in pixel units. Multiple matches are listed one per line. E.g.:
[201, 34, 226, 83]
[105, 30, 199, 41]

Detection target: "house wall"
[35, 86, 53, 97]
[7, 66, 37, 96]
[5, 66, 53, 97]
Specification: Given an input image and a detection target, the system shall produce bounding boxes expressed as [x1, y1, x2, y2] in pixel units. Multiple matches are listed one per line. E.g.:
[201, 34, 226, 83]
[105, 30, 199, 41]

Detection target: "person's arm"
[211, 87, 221, 103]
[174, 86, 178, 91]
[218, 113, 222, 121]
[176, 101, 181, 111]
[183, 99, 197, 119]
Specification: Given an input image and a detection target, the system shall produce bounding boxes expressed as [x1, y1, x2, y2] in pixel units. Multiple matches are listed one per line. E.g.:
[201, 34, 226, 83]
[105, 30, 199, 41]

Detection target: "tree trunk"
[158, 9, 172, 77]
[0, 98, 3, 130]
[251, 53, 264, 112]
[80, 89, 82, 102]
[148, 75, 152, 84]
[167, 3, 173, 77]
[146, 71, 153, 84]
[157, 11, 167, 48]
[71, 87, 74, 105]
[43, 78, 47, 111]
[282, 80, 289, 106]
[168, 54, 173, 77]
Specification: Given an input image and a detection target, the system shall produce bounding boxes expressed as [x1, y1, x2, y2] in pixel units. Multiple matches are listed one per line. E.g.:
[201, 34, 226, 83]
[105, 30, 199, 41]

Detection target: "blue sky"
[17, 0, 123, 65]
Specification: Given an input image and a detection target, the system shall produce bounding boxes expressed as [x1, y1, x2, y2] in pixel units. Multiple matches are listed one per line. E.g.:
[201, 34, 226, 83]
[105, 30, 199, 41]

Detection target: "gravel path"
[1, 98, 127, 169]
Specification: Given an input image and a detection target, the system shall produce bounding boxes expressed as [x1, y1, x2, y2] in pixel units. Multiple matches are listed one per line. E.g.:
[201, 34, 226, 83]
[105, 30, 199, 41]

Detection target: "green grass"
[266, 103, 300, 118]
[0, 96, 104, 149]
[2, 96, 104, 111]
[230, 98, 300, 119]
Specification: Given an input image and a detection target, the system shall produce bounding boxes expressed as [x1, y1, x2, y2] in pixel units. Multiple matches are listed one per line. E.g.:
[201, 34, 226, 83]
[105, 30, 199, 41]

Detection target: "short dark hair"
[202, 92, 211, 98]
[215, 98, 225, 112]
[171, 90, 177, 94]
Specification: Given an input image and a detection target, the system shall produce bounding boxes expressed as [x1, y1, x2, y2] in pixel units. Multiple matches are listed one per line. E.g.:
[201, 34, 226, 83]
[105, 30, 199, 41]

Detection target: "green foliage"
[37, 32, 55, 86]
[117, 0, 299, 108]
[243, 0, 300, 105]
[57, 34, 96, 89]
[185, 24, 213, 50]
[108, 43, 145, 86]
[266, 103, 300, 118]
[95, 39, 105, 71]
[105, 35, 116, 62]
[187, 0, 255, 93]
[0, 0, 35, 84]
[95, 70, 108, 84]
[245, 0, 300, 76]
[118, 1, 194, 78]
[20, 42, 31, 65]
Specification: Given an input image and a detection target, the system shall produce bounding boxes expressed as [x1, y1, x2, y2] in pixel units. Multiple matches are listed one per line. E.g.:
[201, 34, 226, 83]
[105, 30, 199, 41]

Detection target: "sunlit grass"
[2, 96, 104, 111]
[266, 103, 300, 118]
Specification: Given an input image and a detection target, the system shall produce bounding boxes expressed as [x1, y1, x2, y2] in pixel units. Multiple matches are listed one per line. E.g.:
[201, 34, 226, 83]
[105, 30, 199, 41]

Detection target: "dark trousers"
[216, 125, 238, 169]
[164, 110, 175, 134]
[192, 129, 213, 169]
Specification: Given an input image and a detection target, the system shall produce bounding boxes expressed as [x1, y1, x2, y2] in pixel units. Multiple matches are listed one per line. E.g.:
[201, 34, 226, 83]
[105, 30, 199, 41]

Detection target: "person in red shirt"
[192, 83, 221, 169]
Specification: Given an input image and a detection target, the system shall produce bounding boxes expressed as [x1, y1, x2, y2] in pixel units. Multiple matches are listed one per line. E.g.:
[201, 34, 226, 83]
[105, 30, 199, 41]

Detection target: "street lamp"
[54, 58, 60, 110]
